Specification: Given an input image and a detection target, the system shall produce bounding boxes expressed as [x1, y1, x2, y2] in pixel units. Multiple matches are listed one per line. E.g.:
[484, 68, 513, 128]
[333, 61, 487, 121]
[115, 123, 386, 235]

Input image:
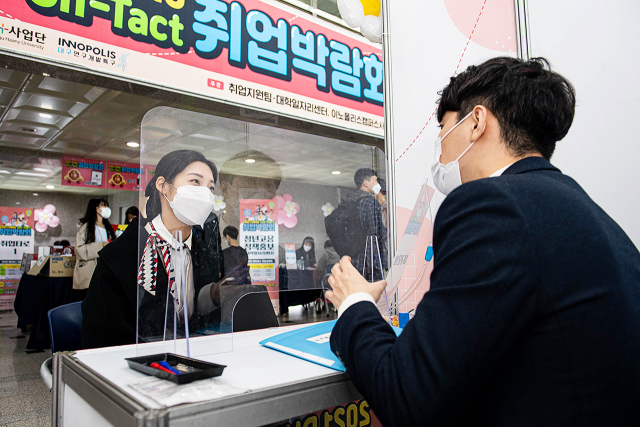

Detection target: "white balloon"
[360, 14, 382, 43]
[337, 0, 365, 28]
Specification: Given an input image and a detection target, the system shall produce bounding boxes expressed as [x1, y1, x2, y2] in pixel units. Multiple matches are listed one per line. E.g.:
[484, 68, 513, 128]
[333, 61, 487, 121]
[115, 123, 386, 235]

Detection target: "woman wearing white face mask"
[73, 198, 116, 302]
[81, 150, 243, 349]
[295, 237, 317, 268]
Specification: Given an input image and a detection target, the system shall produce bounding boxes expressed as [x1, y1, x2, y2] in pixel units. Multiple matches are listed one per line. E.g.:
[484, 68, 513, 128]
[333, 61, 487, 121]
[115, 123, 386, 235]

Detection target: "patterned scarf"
[137, 222, 186, 296]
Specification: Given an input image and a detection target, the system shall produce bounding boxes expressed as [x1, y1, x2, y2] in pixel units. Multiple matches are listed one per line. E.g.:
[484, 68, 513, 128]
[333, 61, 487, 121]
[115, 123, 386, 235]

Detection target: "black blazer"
[81, 216, 224, 349]
[330, 157, 640, 426]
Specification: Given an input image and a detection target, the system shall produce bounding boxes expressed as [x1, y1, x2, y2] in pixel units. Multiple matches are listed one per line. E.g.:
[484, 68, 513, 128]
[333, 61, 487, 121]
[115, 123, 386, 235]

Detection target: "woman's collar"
[151, 215, 192, 250]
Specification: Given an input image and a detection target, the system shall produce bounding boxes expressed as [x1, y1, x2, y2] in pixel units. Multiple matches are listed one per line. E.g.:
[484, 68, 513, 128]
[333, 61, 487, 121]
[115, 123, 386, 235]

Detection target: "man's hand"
[325, 256, 386, 310]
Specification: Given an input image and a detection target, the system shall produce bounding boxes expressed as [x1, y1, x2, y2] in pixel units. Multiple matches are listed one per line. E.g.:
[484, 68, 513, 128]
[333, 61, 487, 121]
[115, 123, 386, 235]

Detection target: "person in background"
[124, 206, 139, 225]
[222, 226, 249, 276]
[295, 236, 317, 269]
[53, 240, 71, 247]
[314, 239, 340, 286]
[73, 198, 116, 302]
[376, 178, 388, 229]
[346, 168, 387, 281]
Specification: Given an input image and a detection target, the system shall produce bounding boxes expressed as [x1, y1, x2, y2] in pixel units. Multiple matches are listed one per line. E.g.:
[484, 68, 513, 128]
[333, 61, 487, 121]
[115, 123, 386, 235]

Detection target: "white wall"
[527, 0, 640, 249]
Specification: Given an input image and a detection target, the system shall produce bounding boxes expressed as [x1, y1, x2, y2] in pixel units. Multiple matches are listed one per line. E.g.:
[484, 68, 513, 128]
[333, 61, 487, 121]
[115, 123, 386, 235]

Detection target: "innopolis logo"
[0, 23, 6, 34]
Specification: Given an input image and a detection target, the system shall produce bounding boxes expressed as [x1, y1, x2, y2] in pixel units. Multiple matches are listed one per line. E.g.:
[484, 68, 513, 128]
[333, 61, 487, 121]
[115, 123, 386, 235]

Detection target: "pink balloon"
[44, 204, 57, 214]
[34, 209, 43, 221]
[275, 196, 286, 209]
[48, 215, 60, 227]
[35, 222, 48, 233]
[282, 194, 293, 202]
[294, 202, 300, 213]
[277, 210, 286, 225]
[283, 214, 298, 228]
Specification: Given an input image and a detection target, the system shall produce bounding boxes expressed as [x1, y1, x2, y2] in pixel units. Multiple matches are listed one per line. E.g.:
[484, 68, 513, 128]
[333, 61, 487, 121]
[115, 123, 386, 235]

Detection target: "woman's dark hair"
[145, 150, 218, 219]
[124, 206, 139, 224]
[79, 198, 116, 243]
[437, 57, 576, 160]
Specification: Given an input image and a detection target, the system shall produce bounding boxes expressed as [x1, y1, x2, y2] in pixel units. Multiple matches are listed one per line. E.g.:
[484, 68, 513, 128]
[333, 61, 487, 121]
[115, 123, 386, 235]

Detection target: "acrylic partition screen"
[137, 106, 387, 358]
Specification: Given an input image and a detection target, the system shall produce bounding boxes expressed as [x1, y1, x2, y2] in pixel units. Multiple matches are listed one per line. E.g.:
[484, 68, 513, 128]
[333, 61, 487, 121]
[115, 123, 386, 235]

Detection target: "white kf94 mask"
[164, 183, 215, 227]
[431, 112, 481, 196]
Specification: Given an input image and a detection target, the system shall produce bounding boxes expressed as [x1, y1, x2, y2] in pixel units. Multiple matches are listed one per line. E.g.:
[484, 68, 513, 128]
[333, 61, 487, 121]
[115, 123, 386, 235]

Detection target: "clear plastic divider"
[137, 106, 388, 358]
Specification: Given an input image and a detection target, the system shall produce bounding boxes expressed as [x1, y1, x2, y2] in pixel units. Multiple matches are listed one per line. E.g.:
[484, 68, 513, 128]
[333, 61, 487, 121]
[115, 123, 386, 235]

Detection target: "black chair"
[41, 301, 83, 391]
[233, 291, 279, 332]
[48, 301, 83, 353]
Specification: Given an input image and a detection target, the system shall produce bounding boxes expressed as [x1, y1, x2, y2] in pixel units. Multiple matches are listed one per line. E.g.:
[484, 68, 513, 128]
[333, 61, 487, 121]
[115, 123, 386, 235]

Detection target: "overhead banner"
[106, 161, 143, 191]
[61, 155, 106, 188]
[0, 0, 384, 136]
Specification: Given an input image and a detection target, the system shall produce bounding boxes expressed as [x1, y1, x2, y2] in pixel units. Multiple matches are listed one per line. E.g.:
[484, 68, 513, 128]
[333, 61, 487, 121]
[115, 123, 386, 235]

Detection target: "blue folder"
[260, 320, 403, 372]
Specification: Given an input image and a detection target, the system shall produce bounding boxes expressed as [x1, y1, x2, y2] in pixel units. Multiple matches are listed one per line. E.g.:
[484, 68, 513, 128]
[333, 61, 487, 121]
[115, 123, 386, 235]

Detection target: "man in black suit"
[326, 57, 640, 426]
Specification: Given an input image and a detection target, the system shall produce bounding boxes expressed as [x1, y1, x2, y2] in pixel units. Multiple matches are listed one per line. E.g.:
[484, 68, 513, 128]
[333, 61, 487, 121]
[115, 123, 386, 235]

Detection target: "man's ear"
[471, 105, 488, 142]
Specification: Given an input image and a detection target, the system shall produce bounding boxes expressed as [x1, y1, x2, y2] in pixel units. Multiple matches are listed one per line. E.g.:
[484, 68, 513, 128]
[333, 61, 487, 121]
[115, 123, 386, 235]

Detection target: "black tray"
[125, 353, 226, 385]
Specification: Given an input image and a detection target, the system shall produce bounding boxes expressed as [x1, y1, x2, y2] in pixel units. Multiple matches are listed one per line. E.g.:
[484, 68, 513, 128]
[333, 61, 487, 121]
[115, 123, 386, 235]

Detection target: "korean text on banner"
[107, 161, 143, 191]
[61, 156, 105, 189]
[1, 0, 384, 136]
[239, 199, 278, 292]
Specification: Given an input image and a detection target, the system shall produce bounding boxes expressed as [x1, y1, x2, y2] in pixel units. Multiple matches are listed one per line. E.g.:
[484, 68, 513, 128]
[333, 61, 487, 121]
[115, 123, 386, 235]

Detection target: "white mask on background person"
[164, 183, 215, 227]
[431, 111, 479, 196]
[99, 207, 112, 219]
[303, 244, 312, 252]
[372, 183, 382, 195]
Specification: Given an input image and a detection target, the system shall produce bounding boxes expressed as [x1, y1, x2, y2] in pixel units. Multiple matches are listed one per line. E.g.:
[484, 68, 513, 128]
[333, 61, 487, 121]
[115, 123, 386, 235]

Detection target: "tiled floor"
[0, 311, 52, 427]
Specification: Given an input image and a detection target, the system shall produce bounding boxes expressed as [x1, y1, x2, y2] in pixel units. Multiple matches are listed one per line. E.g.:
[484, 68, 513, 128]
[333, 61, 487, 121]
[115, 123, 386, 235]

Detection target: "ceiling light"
[0, 170, 10, 174]
[46, 185, 55, 189]
[15, 202, 20, 205]
[39, 113, 52, 118]
[20, 127, 37, 132]
[127, 142, 140, 148]
[33, 193, 39, 196]
[43, 73, 50, 77]
[332, 171, 341, 175]
[245, 158, 256, 164]
[16, 171, 48, 177]
[41, 103, 53, 109]
[33, 168, 51, 172]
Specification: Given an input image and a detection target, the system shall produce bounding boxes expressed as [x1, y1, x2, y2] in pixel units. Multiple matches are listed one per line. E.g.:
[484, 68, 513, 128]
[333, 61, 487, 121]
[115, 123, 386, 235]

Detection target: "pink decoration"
[444, 0, 517, 53]
[34, 204, 60, 232]
[276, 194, 300, 228]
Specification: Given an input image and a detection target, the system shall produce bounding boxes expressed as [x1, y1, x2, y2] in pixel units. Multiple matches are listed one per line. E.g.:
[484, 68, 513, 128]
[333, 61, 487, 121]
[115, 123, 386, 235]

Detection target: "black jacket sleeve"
[81, 257, 137, 349]
[330, 181, 539, 426]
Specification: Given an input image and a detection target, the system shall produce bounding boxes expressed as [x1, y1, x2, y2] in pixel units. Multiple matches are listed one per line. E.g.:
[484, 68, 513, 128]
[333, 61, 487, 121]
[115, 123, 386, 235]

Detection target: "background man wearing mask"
[344, 168, 387, 281]
[326, 57, 640, 426]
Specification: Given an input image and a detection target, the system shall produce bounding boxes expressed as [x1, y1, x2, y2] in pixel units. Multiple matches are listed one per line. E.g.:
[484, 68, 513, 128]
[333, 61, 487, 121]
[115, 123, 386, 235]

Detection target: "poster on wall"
[106, 161, 143, 191]
[238, 199, 278, 293]
[0, 0, 383, 136]
[0, 207, 35, 309]
[61, 156, 106, 188]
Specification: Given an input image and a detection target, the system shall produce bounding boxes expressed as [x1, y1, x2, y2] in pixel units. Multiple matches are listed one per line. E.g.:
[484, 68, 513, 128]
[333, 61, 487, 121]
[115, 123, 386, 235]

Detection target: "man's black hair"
[354, 168, 376, 189]
[437, 57, 576, 160]
[324, 239, 333, 249]
[223, 225, 239, 240]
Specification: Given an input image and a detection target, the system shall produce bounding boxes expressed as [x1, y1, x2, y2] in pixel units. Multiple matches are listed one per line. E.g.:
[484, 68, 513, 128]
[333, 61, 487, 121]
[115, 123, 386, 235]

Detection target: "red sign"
[61, 156, 106, 189]
[106, 161, 142, 191]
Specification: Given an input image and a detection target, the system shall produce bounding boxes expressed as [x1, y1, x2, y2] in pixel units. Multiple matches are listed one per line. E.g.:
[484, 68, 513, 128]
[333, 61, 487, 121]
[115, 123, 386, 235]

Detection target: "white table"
[53, 324, 361, 426]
